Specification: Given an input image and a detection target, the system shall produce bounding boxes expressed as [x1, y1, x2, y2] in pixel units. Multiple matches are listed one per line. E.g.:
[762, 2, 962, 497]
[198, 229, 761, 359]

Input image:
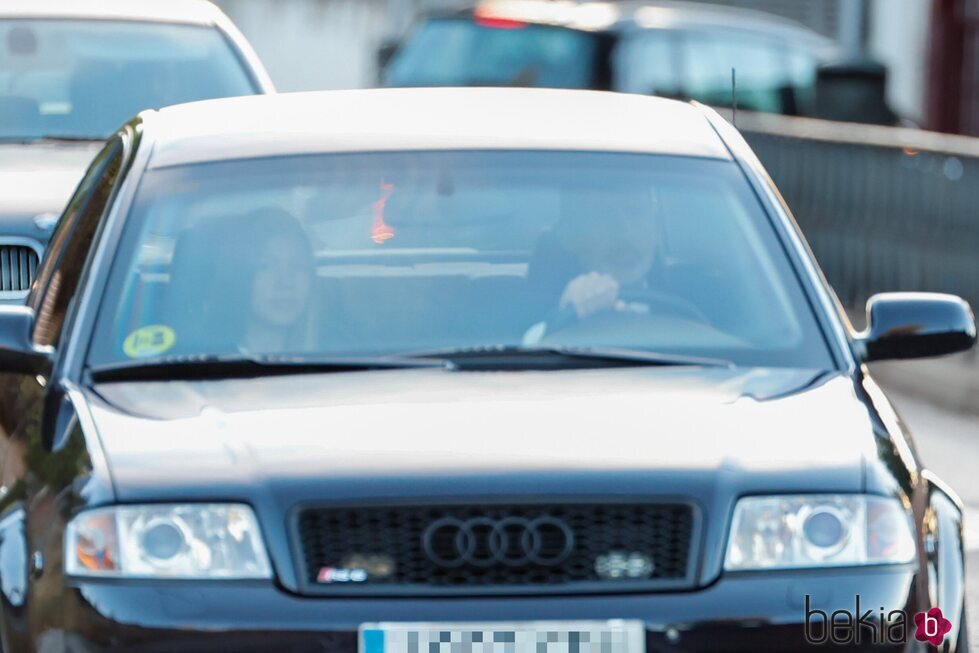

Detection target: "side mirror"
[858, 292, 977, 362]
[814, 57, 900, 126]
[0, 305, 51, 375]
[376, 38, 400, 79]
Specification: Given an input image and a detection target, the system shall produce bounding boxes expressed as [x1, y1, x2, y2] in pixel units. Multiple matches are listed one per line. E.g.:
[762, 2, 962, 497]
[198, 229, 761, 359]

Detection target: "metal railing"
[732, 111, 979, 310]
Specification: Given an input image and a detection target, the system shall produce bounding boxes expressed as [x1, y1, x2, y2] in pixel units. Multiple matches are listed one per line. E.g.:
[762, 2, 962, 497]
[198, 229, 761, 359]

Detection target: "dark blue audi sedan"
[0, 88, 972, 652]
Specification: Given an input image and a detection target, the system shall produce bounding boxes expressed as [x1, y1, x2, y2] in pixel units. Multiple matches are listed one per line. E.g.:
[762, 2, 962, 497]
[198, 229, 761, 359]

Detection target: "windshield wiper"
[88, 346, 734, 381]
[88, 354, 453, 382]
[400, 345, 734, 370]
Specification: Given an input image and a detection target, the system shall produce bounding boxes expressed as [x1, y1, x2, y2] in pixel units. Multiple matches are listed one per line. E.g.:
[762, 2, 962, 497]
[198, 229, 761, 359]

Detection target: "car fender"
[922, 469, 966, 649]
[0, 507, 31, 652]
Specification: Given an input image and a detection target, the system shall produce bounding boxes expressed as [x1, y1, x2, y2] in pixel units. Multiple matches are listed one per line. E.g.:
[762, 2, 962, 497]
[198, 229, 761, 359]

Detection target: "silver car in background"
[0, 0, 273, 301]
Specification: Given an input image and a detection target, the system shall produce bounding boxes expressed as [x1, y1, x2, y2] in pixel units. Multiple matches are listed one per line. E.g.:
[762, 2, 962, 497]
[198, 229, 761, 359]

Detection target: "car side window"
[679, 31, 788, 113]
[613, 30, 681, 98]
[30, 136, 126, 348]
[786, 47, 820, 115]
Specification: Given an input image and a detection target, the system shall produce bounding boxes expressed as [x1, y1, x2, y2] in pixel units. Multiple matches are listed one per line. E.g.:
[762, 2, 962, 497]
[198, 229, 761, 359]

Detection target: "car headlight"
[65, 504, 272, 579]
[724, 495, 916, 571]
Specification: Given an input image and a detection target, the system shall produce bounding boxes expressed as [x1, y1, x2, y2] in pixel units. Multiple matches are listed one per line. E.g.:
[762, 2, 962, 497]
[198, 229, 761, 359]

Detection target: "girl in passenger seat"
[171, 207, 318, 356]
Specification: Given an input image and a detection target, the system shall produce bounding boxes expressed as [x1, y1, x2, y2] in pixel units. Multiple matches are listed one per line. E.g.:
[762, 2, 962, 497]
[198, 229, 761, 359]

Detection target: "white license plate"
[359, 620, 645, 653]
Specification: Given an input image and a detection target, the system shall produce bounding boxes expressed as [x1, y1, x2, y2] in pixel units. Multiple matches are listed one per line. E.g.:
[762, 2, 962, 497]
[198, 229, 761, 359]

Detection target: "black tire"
[957, 605, 970, 653]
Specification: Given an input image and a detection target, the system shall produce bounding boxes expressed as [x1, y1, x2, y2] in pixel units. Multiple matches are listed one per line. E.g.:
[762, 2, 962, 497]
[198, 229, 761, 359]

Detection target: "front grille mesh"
[0, 245, 39, 294]
[296, 503, 696, 595]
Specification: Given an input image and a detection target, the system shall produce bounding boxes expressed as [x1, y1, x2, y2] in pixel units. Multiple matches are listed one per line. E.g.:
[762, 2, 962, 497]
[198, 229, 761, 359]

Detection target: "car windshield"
[0, 19, 257, 141]
[384, 18, 600, 88]
[89, 151, 833, 370]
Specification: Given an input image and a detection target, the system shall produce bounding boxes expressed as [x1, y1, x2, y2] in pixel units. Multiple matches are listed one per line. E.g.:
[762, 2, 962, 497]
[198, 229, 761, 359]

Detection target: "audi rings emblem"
[422, 516, 575, 568]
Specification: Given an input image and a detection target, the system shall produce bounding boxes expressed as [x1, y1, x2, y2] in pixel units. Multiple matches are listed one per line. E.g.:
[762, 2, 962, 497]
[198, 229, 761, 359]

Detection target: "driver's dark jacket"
[527, 231, 734, 327]
[527, 231, 650, 319]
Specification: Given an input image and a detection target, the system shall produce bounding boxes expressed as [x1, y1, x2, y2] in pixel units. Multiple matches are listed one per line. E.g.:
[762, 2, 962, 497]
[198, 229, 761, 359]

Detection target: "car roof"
[448, 0, 836, 49]
[145, 88, 732, 169]
[0, 0, 224, 25]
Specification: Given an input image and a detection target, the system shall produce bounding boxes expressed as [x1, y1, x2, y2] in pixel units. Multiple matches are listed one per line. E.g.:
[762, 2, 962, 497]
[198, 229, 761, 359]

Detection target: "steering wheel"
[543, 287, 711, 337]
[617, 288, 711, 323]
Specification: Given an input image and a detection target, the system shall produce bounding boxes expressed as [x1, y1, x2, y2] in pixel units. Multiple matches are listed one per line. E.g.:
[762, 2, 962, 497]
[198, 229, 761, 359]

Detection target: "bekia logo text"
[805, 595, 952, 646]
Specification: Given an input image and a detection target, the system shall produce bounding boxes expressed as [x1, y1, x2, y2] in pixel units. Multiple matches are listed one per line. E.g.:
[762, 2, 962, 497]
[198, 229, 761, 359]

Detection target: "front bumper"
[27, 566, 923, 652]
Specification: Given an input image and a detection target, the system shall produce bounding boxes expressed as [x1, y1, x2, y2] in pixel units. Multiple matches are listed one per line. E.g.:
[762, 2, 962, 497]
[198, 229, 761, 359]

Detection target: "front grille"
[295, 502, 698, 595]
[0, 244, 39, 295]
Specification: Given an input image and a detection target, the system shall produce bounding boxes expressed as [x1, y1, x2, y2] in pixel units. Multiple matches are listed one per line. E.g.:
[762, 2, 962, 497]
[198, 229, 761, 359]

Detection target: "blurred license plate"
[359, 621, 645, 653]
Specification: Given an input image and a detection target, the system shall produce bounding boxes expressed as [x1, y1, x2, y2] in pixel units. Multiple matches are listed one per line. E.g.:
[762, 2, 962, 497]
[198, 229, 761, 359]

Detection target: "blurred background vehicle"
[0, 0, 272, 302]
[378, 1, 866, 122]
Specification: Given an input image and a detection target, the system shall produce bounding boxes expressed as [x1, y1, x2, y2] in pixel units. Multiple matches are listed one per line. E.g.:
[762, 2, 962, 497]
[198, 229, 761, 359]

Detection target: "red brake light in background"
[473, 9, 528, 29]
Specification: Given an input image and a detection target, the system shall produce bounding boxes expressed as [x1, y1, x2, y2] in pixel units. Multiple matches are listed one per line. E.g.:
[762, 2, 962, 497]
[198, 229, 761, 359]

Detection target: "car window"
[32, 136, 126, 348]
[0, 20, 258, 140]
[786, 48, 820, 115]
[680, 31, 788, 113]
[384, 18, 600, 88]
[89, 151, 833, 370]
[613, 30, 681, 97]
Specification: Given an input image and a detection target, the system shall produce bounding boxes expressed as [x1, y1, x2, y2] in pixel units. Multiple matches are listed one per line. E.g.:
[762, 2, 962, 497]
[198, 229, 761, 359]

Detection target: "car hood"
[86, 366, 878, 503]
[0, 142, 101, 223]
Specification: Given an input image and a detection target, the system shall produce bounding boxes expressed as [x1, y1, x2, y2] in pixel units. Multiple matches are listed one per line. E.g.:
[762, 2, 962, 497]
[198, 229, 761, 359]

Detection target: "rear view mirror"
[858, 293, 977, 362]
[0, 305, 50, 375]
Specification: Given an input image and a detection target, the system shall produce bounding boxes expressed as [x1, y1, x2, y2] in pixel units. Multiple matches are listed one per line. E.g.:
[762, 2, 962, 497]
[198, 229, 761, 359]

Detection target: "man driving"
[529, 185, 661, 321]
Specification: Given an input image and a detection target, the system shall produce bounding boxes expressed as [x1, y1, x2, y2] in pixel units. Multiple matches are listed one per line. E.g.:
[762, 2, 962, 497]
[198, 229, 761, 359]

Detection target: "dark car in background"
[0, 87, 972, 651]
[0, 0, 273, 301]
[382, 0, 841, 117]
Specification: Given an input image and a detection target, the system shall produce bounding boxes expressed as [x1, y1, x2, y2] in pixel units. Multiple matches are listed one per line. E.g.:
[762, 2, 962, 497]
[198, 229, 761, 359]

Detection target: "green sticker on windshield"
[123, 325, 176, 359]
